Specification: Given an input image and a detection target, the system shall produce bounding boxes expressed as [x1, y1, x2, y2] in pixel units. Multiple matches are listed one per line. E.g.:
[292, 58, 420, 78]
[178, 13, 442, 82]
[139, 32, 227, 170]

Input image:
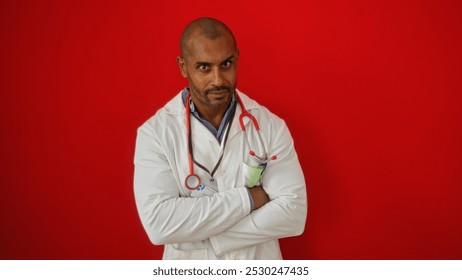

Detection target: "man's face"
[178, 32, 239, 114]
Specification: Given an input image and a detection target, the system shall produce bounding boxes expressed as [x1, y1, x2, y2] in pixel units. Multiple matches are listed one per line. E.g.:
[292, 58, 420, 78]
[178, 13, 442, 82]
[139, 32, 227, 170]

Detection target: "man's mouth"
[206, 86, 231, 94]
[207, 89, 229, 98]
[208, 89, 227, 94]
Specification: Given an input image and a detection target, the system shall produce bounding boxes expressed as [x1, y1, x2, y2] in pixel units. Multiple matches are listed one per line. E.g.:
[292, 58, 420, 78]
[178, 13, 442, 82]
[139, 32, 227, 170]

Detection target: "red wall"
[1, 0, 461, 259]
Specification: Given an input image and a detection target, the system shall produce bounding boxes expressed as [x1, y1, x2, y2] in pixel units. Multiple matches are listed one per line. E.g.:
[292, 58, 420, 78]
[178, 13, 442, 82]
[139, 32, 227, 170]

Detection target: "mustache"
[205, 86, 233, 94]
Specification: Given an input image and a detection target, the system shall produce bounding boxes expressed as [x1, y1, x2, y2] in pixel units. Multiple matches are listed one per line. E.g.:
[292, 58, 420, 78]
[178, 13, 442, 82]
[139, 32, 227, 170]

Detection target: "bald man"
[134, 17, 307, 260]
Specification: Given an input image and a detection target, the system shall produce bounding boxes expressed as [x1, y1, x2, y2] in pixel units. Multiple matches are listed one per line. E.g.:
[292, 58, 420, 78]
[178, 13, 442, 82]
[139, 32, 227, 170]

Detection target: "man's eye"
[222, 61, 232, 68]
[198, 65, 210, 71]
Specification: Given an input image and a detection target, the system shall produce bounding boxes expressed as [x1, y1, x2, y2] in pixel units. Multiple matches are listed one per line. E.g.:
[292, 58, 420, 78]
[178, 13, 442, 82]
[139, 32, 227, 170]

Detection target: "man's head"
[177, 17, 239, 115]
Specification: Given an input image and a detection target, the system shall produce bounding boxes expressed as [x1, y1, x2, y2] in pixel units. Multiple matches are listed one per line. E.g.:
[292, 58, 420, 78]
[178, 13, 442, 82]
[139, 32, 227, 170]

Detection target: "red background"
[1, 0, 461, 259]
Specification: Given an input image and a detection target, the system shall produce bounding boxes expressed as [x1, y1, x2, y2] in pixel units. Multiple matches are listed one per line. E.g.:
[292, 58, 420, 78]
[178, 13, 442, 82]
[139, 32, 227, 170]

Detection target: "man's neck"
[194, 105, 227, 129]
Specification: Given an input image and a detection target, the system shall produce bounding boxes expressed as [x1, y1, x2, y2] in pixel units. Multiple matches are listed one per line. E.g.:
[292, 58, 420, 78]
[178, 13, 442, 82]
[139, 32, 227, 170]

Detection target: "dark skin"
[177, 18, 269, 210]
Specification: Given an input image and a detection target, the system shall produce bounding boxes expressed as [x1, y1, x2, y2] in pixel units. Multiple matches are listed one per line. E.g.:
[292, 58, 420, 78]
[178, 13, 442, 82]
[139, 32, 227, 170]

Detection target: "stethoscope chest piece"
[185, 174, 201, 190]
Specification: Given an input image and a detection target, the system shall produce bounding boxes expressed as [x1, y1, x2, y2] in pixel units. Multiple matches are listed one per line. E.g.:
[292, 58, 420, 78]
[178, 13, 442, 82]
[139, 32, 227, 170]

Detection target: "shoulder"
[238, 91, 297, 159]
[137, 91, 185, 137]
[237, 89, 286, 130]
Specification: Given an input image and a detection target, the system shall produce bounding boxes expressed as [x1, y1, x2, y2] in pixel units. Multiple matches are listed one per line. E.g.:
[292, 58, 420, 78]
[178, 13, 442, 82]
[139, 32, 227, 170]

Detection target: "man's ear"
[235, 49, 240, 66]
[177, 56, 188, 78]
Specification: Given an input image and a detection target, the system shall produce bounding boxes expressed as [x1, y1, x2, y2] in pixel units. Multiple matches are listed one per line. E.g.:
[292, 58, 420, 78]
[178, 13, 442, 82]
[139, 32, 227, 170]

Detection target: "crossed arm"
[134, 120, 307, 256]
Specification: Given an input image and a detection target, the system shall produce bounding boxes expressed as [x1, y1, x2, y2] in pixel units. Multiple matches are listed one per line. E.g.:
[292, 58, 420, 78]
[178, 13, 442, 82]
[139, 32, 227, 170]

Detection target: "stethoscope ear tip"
[249, 151, 278, 164]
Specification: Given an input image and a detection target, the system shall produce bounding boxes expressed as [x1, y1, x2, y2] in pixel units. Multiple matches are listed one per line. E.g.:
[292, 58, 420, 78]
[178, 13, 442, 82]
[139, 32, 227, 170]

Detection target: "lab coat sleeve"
[134, 121, 252, 245]
[209, 121, 307, 257]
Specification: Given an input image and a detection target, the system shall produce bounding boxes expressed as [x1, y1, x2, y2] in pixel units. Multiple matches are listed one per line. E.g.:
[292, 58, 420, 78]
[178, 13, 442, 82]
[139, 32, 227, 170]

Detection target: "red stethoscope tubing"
[236, 94, 259, 131]
[184, 94, 202, 190]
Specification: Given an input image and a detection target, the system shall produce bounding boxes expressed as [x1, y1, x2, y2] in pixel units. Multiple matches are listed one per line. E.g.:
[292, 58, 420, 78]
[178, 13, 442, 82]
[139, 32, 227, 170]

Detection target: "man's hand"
[249, 186, 269, 210]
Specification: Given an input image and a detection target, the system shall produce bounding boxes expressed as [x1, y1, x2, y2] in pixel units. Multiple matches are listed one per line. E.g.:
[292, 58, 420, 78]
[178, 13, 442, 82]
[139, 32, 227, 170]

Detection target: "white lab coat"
[134, 89, 307, 259]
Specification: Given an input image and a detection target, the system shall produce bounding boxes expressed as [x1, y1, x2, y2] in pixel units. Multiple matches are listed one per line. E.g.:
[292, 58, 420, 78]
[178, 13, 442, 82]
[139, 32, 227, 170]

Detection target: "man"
[134, 17, 307, 260]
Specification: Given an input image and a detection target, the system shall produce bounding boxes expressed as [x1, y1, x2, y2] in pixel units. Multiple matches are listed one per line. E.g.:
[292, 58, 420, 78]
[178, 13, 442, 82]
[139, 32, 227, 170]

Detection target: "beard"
[189, 83, 236, 110]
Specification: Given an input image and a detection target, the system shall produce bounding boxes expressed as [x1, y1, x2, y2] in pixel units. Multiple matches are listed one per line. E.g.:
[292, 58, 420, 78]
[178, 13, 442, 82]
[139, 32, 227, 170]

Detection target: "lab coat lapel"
[190, 116, 219, 144]
[228, 101, 246, 141]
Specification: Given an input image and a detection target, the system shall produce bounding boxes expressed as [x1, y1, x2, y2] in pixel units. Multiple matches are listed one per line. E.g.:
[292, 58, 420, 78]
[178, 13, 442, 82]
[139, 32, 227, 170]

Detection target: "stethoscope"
[184, 92, 277, 190]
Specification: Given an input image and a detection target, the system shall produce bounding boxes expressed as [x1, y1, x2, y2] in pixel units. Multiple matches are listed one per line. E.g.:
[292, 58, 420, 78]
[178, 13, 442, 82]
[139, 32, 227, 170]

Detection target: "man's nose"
[211, 67, 224, 86]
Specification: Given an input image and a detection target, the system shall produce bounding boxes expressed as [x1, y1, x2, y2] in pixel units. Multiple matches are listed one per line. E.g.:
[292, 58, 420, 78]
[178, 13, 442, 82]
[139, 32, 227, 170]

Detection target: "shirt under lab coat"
[134, 89, 307, 259]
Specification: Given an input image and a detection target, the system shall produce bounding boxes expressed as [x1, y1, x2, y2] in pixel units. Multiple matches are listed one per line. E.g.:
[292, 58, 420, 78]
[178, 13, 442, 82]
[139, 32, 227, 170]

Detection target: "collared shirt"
[181, 88, 237, 143]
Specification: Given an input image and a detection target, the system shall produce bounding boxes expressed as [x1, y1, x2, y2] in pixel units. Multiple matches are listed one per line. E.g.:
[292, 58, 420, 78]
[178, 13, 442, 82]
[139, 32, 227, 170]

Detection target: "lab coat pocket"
[164, 244, 209, 260]
[242, 162, 265, 188]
